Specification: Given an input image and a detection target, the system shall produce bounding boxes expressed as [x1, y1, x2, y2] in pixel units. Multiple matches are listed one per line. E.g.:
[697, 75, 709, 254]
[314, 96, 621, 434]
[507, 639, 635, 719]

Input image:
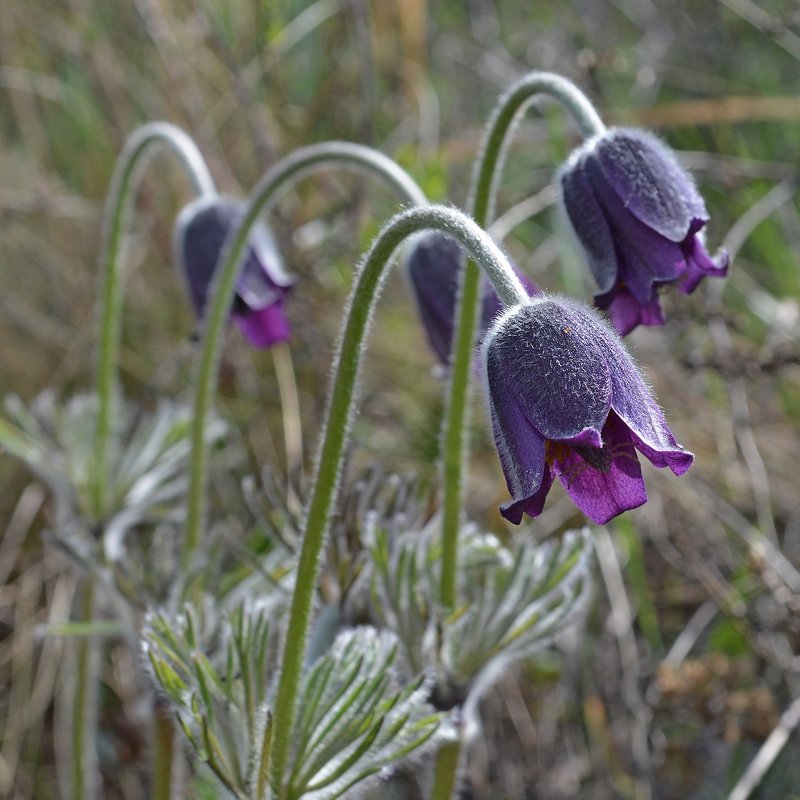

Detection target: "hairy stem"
[153, 702, 177, 800]
[93, 122, 215, 519]
[184, 142, 427, 569]
[439, 71, 605, 609]
[267, 204, 526, 794]
[271, 342, 303, 474]
[70, 580, 99, 800]
[431, 738, 462, 800]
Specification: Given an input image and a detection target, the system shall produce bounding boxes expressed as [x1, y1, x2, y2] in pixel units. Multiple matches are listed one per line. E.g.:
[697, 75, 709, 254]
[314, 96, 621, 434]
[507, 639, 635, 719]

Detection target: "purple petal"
[597, 285, 666, 336]
[233, 303, 291, 348]
[485, 340, 553, 524]
[175, 198, 231, 316]
[561, 427, 604, 448]
[678, 238, 730, 294]
[561, 154, 619, 295]
[561, 299, 694, 475]
[553, 412, 647, 524]
[595, 128, 708, 243]
[174, 195, 294, 322]
[481, 271, 539, 339]
[407, 233, 539, 365]
[405, 234, 464, 364]
[236, 222, 294, 309]
[492, 301, 612, 442]
[500, 466, 555, 525]
[585, 156, 686, 304]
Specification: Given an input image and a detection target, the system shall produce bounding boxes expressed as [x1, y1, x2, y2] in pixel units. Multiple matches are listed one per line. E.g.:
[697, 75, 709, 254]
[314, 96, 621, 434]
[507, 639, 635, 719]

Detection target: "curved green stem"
[93, 122, 215, 519]
[183, 142, 428, 570]
[439, 71, 605, 610]
[267, 205, 526, 795]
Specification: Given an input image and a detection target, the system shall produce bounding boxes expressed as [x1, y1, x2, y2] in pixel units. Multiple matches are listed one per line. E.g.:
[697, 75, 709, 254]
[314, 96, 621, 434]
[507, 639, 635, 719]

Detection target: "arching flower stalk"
[405, 232, 539, 366]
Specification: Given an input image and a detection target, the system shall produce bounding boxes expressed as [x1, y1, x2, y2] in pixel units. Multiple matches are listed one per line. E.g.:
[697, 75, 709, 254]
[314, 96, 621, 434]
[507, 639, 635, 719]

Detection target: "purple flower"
[482, 296, 693, 525]
[405, 233, 539, 365]
[173, 196, 295, 348]
[560, 127, 728, 336]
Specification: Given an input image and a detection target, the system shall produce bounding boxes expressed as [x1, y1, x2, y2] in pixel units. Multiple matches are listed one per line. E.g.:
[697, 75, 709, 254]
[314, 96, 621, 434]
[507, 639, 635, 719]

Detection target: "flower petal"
[678, 238, 730, 294]
[564, 299, 693, 475]
[174, 197, 227, 316]
[407, 233, 539, 365]
[236, 222, 293, 310]
[406, 234, 464, 364]
[560, 156, 619, 295]
[491, 300, 612, 443]
[500, 466, 556, 525]
[596, 128, 708, 243]
[553, 412, 647, 524]
[233, 304, 291, 348]
[485, 338, 550, 516]
[174, 195, 294, 319]
[585, 156, 686, 304]
[597, 285, 666, 336]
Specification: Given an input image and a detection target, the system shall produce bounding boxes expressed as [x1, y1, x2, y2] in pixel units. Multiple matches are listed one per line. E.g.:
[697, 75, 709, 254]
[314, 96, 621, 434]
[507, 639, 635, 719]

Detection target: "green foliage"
[0, 391, 224, 529]
[370, 523, 593, 716]
[144, 604, 442, 800]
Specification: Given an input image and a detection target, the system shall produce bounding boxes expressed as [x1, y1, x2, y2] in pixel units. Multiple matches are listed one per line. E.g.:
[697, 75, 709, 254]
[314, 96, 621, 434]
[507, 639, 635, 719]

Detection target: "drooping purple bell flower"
[559, 127, 729, 336]
[405, 232, 539, 365]
[482, 295, 693, 525]
[173, 195, 295, 348]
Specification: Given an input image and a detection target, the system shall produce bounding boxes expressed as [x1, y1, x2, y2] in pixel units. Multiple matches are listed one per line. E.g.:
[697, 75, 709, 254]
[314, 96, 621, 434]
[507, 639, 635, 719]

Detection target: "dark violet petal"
[561, 427, 603, 448]
[597, 285, 666, 336]
[175, 197, 234, 316]
[500, 466, 555, 525]
[561, 154, 619, 295]
[595, 128, 708, 243]
[485, 342, 553, 524]
[407, 233, 539, 365]
[560, 298, 694, 475]
[491, 301, 612, 442]
[233, 303, 291, 348]
[552, 412, 647, 524]
[174, 195, 294, 320]
[678, 237, 730, 294]
[232, 206, 294, 310]
[406, 233, 464, 364]
[585, 156, 686, 304]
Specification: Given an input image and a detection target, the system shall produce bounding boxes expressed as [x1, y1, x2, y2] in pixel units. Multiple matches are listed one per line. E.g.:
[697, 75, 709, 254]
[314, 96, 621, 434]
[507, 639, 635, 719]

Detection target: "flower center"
[545, 439, 612, 474]
[545, 440, 571, 467]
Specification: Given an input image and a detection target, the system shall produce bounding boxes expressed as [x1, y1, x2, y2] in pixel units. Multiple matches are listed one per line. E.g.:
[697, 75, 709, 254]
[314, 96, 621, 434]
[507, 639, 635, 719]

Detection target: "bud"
[482, 296, 693, 524]
[560, 128, 728, 335]
[405, 233, 538, 365]
[173, 195, 295, 347]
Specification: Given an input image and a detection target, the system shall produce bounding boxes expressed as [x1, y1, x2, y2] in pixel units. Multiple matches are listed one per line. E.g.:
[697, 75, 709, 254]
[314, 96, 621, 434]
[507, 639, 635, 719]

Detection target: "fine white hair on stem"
[267, 203, 530, 786]
[309, 202, 528, 529]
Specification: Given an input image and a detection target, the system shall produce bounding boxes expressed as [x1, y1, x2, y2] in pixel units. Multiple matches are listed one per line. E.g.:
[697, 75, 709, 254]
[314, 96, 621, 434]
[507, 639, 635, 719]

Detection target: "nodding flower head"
[173, 195, 295, 348]
[482, 296, 693, 525]
[559, 127, 728, 336]
[405, 232, 539, 365]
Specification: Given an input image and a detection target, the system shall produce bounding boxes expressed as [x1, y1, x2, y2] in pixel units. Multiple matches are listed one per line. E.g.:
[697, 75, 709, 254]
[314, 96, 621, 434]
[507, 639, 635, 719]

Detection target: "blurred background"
[1, 1, 800, 797]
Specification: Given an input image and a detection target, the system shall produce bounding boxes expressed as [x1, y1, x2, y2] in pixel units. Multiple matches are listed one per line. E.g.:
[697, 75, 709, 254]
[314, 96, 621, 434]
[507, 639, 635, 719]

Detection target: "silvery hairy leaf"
[144, 604, 442, 799]
[370, 523, 593, 729]
[0, 391, 226, 569]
